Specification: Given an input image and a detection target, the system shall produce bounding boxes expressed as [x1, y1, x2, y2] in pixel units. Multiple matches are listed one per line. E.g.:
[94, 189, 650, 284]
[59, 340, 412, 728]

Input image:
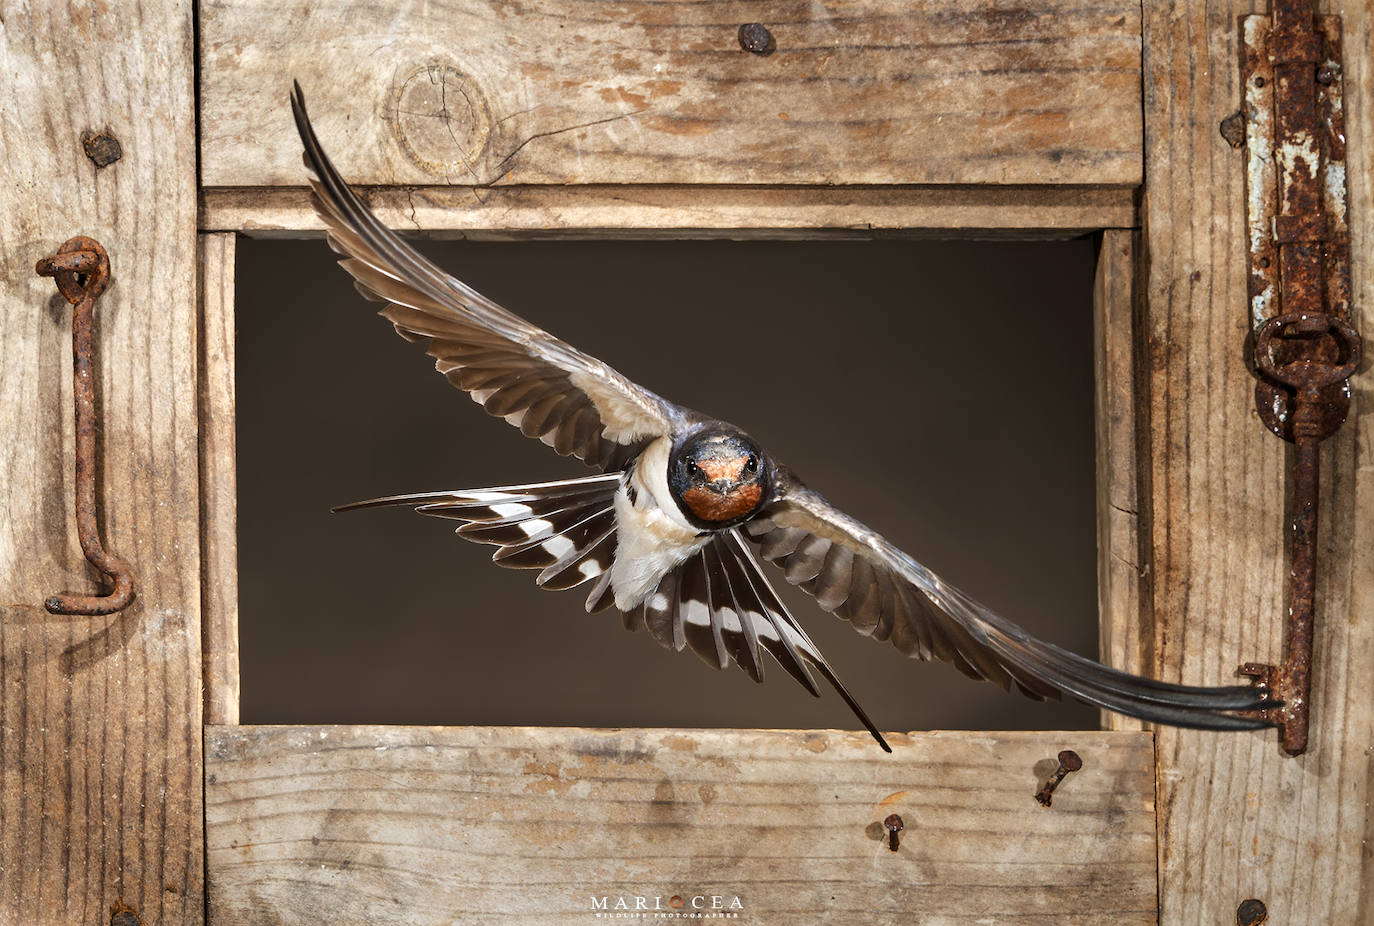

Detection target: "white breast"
[610, 436, 709, 611]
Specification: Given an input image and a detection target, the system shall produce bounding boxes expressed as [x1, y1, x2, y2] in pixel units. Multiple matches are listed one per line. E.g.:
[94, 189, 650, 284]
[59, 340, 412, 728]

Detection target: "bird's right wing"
[292, 83, 676, 471]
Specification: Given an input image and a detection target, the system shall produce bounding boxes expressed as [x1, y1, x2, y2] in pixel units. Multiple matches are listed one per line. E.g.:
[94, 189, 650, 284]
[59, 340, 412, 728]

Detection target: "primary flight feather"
[291, 84, 1277, 751]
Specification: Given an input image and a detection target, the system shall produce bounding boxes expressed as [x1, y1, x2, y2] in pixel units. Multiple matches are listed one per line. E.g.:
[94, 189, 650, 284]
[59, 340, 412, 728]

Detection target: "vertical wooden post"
[1094, 229, 1150, 715]
[1140, 2, 1374, 921]
[200, 233, 240, 727]
[0, 3, 203, 924]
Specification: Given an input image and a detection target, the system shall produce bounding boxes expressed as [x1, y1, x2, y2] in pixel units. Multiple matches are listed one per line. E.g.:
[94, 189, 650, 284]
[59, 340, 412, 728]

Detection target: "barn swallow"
[290, 84, 1278, 751]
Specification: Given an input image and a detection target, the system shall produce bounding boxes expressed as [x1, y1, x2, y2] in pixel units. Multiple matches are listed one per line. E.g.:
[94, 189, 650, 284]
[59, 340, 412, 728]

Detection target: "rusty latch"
[35, 236, 136, 616]
[1237, 1, 1361, 756]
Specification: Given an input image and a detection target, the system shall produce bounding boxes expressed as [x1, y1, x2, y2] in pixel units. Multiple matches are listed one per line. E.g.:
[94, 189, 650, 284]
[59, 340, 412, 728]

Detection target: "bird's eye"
[744, 454, 758, 474]
[686, 456, 699, 474]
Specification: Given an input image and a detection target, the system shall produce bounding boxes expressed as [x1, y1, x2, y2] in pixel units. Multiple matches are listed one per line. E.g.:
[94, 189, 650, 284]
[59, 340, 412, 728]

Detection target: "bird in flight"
[290, 84, 1277, 751]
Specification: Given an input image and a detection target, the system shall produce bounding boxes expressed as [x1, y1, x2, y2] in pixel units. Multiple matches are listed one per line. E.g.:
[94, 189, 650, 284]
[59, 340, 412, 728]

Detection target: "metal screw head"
[738, 22, 776, 56]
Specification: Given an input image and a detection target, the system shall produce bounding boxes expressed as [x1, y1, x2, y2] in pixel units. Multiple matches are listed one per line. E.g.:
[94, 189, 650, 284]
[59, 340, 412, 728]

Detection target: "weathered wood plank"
[1140, 2, 1374, 922]
[207, 726, 1156, 925]
[1093, 229, 1147, 729]
[202, 184, 1137, 236]
[201, 0, 1143, 190]
[200, 233, 239, 726]
[0, 2, 203, 923]
[1344, 9, 1374, 917]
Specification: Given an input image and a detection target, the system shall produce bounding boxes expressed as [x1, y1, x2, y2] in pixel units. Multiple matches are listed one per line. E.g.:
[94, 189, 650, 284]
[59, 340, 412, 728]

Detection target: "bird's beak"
[708, 478, 734, 495]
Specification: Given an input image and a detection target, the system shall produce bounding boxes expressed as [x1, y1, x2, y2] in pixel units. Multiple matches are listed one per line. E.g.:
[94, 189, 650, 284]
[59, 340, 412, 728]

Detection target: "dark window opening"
[235, 237, 1099, 732]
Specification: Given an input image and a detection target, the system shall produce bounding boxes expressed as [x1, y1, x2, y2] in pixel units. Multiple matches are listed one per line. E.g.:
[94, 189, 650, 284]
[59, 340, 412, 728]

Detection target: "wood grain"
[200, 233, 239, 726]
[1093, 229, 1148, 727]
[202, 184, 1137, 237]
[1140, 3, 1373, 922]
[207, 726, 1156, 925]
[200, 0, 1142, 190]
[1341, 7, 1374, 916]
[0, 2, 203, 923]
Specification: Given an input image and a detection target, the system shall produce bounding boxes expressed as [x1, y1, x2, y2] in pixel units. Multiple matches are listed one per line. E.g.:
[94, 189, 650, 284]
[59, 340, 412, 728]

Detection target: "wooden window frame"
[3, 1, 1370, 923]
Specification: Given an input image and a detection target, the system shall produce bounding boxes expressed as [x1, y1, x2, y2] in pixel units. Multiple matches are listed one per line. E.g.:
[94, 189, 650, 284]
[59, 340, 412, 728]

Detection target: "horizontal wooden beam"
[202, 184, 1135, 236]
[201, 0, 1143, 191]
[207, 725, 1156, 924]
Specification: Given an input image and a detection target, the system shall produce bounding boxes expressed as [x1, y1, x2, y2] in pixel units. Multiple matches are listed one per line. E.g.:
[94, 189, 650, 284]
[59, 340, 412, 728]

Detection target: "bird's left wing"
[745, 470, 1280, 730]
[291, 83, 675, 471]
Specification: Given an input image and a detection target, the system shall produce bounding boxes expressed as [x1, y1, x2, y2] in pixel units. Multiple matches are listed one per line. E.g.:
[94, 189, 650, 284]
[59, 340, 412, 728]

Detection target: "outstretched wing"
[337, 474, 626, 608]
[344, 476, 892, 750]
[743, 471, 1280, 730]
[291, 83, 675, 471]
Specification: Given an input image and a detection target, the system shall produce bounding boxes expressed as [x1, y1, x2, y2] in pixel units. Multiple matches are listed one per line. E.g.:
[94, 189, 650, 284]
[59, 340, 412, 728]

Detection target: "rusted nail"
[882, 813, 904, 851]
[1034, 750, 1082, 807]
[1220, 111, 1246, 148]
[35, 236, 136, 616]
[737, 23, 776, 56]
[110, 900, 142, 926]
[1236, 898, 1268, 925]
[81, 129, 122, 168]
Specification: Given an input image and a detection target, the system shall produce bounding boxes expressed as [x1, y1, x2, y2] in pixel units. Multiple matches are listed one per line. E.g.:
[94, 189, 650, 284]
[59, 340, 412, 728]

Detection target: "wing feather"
[745, 472, 1282, 730]
[339, 476, 622, 594]
[643, 532, 890, 750]
[291, 84, 674, 471]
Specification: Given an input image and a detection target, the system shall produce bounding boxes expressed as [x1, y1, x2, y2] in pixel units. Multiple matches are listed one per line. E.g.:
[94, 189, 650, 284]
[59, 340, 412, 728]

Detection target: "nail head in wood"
[737, 23, 776, 56]
[81, 129, 123, 168]
[1220, 111, 1246, 148]
[110, 901, 141, 926]
[882, 813, 904, 851]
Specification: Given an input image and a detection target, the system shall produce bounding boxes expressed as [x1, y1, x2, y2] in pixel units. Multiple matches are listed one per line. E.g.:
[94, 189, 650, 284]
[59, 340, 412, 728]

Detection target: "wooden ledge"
[206, 725, 1155, 924]
[201, 184, 1136, 237]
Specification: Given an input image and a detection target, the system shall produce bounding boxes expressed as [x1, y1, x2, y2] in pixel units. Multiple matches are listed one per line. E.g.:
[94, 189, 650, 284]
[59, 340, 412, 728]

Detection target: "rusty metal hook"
[35, 236, 135, 616]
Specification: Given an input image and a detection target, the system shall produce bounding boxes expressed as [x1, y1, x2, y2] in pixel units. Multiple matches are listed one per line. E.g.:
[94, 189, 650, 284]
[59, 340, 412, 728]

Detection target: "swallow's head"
[669, 427, 771, 528]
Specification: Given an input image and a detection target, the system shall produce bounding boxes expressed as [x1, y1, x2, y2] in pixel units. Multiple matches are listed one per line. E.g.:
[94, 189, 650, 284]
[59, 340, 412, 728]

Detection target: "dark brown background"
[235, 236, 1099, 733]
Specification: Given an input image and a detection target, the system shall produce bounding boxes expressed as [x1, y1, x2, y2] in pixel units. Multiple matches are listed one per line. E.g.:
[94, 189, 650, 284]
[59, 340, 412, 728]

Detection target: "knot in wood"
[391, 64, 492, 177]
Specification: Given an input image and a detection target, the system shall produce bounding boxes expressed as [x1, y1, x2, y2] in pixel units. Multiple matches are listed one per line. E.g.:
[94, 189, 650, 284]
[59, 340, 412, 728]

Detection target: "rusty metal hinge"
[1237, 1, 1361, 756]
